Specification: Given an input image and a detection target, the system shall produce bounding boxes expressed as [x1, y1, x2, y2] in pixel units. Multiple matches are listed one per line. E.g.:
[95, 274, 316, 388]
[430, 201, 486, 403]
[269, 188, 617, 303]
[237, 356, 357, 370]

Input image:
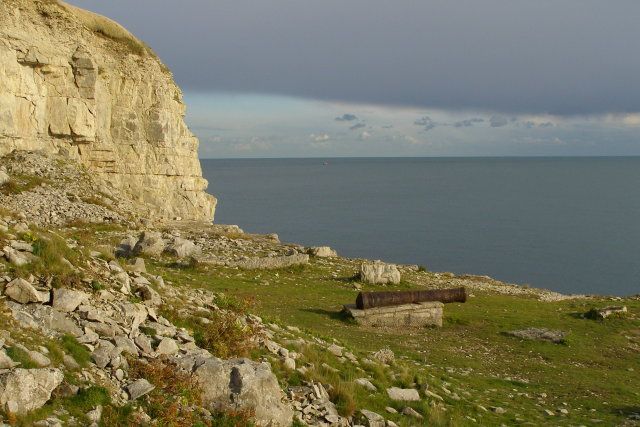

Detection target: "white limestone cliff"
[0, 0, 216, 221]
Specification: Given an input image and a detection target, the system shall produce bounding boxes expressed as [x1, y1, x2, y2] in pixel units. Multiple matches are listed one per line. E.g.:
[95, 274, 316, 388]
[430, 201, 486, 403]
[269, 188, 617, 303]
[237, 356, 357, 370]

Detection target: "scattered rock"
[232, 254, 309, 270]
[402, 406, 423, 419]
[359, 261, 401, 285]
[387, 387, 420, 401]
[355, 378, 377, 392]
[371, 348, 395, 364]
[360, 409, 385, 427]
[327, 343, 343, 357]
[585, 306, 627, 320]
[133, 232, 166, 256]
[0, 368, 63, 415]
[165, 237, 200, 258]
[4, 278, 47, 304]
[307, 246, 337, 258]
[0, 350, 19, 369]
[52, 288, 88, 312]
[155, 338, 179, 356]
[128, 257, 146, 273]
[505, 328, 567, 344]
[127, 379, 155, 400]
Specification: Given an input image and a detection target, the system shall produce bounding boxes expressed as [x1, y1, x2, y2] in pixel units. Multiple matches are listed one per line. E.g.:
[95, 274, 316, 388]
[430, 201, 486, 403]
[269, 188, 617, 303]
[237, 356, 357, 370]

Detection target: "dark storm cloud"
[335, 114, 358, 122]
[66, 0, 640, 115]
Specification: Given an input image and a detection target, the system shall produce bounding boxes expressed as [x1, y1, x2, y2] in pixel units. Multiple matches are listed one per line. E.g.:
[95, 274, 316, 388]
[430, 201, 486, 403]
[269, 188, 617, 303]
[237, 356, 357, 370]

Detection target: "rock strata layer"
[0, 0, 216, 221]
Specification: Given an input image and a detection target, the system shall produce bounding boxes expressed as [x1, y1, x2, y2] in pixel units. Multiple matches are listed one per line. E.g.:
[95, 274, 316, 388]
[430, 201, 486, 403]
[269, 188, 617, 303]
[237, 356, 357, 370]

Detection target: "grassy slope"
[152, 258, 640, 426]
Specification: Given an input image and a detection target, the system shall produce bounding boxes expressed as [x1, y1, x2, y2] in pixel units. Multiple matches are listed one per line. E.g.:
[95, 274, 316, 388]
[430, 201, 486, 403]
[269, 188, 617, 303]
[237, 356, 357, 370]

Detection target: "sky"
[66, 0, 640, 158]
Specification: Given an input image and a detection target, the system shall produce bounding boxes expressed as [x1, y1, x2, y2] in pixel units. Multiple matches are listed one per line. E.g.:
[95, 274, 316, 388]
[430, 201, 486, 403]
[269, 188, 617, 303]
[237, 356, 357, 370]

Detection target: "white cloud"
[309, 133, 330, 142]
[359, 131, 372, 140]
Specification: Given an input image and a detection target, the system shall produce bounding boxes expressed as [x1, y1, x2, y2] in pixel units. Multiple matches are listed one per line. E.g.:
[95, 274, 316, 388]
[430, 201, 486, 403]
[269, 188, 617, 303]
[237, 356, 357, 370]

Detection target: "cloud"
[349, 122, 366, 131]
[309, 133, 330, 142]
[382, 125, 394, 129]
[359, 131, 372, 140]
[489, 115, 509, 128]
[414, 116, 437, 131]
[335, 114, 358, 122]
[452, 118, 484, 128]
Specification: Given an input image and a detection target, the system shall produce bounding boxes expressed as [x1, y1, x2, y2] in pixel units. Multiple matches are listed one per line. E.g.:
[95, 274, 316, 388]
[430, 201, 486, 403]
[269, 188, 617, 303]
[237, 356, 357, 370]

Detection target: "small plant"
[328, 383, 357, 417]
[417, 265, 428, 272]
[128, 358, 205, 426]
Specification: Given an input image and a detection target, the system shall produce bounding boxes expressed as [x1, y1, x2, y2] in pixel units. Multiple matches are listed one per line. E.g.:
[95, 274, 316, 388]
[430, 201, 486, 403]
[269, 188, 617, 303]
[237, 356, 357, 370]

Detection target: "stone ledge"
[343, 301, 444, 328]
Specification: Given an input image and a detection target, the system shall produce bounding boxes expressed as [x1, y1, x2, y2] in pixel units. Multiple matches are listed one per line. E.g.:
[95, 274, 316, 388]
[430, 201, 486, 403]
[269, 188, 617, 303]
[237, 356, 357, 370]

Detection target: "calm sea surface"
[201, 157, 640, 296]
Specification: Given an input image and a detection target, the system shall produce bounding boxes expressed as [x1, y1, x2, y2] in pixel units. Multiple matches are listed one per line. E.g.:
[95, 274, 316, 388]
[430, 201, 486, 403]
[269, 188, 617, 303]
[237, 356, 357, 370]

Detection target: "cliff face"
[0, 0, 216, 221]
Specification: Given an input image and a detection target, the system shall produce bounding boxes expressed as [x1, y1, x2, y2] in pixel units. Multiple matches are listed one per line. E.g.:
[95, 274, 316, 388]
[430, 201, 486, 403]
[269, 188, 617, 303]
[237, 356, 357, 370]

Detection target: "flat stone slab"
[343, 301, 443, 328]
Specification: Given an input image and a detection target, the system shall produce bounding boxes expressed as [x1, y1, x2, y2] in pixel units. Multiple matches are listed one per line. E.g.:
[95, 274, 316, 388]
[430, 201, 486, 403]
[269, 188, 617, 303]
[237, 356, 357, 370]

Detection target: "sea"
[201, 157, 640, 296]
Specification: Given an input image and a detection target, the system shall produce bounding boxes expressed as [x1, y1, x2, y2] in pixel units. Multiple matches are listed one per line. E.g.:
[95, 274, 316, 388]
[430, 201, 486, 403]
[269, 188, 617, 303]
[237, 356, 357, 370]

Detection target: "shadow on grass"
[300, 308, 357, 325]
[608, 405, 640, 418]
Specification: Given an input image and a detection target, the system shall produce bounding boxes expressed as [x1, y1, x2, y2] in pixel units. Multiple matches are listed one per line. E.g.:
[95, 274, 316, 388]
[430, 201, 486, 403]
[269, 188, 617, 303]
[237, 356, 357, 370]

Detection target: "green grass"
[60, 334, 92, 367]
[148, 258, 640, 426]
[5, 346, 38, 369]
[9, 230, 85, 288]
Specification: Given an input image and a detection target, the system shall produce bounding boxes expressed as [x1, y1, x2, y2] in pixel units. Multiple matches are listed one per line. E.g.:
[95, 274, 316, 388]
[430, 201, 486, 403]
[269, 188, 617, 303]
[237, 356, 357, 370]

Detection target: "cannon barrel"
[355, 287, 467, 310]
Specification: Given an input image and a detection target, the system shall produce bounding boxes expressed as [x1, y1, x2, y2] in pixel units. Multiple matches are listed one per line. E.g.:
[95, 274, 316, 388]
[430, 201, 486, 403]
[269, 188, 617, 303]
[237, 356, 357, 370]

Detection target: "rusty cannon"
[355, 287, 467, 310]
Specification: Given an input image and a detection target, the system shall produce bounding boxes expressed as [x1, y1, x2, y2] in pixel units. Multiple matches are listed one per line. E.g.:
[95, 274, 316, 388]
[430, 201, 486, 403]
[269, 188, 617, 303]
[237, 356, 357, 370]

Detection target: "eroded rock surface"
[0, 0, 216, 221]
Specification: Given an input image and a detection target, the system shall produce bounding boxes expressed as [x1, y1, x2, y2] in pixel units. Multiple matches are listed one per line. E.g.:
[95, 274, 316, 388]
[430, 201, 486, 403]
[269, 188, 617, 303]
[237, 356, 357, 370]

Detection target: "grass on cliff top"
[150, 258, 640, 426]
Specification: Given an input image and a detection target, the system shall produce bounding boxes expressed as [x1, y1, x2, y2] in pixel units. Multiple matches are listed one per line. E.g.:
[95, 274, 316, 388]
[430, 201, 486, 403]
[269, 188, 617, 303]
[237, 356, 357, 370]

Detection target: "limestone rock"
[52, 288, 88, 312]
[359, 262, 401, 285]
[307, 246, 338, 258]
[4, 278, 46, 304]
[165, 237, 200, 258]
[155, 338, 179, 356]
[0, 350, 19, 369]
[3, 247, 34, 267]
[505, 328, 566, 344]
[401, 407, 423, 418]
[127, 379, 155, 400]
[0, 368, 63, 415]
[371, 348, 395, 364]
[0, 0, 216, 221]
[586, 306, 627, 320]
[386, 387, 420, 401]
[232, 254, 309, 270]
[133, 232, 166, 256]
[355, 378, 377, 392]
[194, 357, 293, 426]
[0, 170, 9, 186]
[360, 409, 385, 427]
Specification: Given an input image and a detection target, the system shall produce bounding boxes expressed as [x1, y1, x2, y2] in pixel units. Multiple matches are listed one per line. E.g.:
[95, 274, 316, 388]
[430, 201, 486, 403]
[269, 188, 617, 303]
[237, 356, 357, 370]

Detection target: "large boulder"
[359, 262, 401, 285]
[307, 246, 338, 258]
[194, 358, 293, 426]
[0, 368, 63, 415]
[164, 237, 200, 258]
[4, 278, 48, 304]
[133, 231, 166, 256]
[52, 288, 89, 312]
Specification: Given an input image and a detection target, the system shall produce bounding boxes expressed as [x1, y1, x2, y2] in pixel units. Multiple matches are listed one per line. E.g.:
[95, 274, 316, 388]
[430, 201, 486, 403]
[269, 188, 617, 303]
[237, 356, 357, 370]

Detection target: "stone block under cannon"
[342, 287, 467, 328]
